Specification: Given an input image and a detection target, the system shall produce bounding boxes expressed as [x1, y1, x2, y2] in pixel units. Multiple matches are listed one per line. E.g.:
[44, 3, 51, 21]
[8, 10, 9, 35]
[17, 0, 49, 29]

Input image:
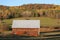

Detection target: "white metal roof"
[12, 20, 40, 28]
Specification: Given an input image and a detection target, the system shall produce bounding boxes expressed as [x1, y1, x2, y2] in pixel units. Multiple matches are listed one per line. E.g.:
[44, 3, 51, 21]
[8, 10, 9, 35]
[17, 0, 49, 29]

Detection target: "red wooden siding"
[12, 28, 40, 36]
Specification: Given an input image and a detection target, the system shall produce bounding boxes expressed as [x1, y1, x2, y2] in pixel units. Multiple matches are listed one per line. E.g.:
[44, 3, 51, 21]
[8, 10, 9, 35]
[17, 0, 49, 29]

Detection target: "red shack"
[12, 20, 40, 36]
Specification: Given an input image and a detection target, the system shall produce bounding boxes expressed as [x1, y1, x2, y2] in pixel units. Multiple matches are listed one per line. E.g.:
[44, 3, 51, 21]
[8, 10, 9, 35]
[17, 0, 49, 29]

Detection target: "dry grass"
[3, 17, 60, 27]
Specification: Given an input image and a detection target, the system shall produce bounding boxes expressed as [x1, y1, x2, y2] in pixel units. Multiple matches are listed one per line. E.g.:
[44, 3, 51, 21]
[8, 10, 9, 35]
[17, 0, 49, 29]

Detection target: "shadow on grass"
[0, 34, 60, 40]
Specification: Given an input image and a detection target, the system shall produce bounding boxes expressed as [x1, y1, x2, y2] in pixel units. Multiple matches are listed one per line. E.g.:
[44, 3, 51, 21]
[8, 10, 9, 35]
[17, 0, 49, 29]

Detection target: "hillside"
[18, 4, 60, 9]
[0, 4, 60, 19]
[0, 4, 60, 9]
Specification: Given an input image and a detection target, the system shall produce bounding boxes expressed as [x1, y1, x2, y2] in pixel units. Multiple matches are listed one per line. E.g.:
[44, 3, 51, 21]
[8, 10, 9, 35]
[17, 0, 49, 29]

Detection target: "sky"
[0, 0, 60, 6]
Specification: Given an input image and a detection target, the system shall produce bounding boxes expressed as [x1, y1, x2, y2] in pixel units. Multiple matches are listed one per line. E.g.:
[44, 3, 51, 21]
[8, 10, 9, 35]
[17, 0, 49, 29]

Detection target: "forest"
[0, 4, 60, 20]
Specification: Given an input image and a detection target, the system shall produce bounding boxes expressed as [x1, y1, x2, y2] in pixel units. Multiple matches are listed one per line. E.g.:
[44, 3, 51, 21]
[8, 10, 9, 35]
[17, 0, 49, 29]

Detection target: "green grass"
[3, 17, 60, 27]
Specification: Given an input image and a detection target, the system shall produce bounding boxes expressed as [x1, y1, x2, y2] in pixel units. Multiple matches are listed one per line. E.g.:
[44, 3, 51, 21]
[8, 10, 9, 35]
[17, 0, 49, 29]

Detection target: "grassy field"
[3, 17, 60, 27]
[0, 17, 60, 39]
